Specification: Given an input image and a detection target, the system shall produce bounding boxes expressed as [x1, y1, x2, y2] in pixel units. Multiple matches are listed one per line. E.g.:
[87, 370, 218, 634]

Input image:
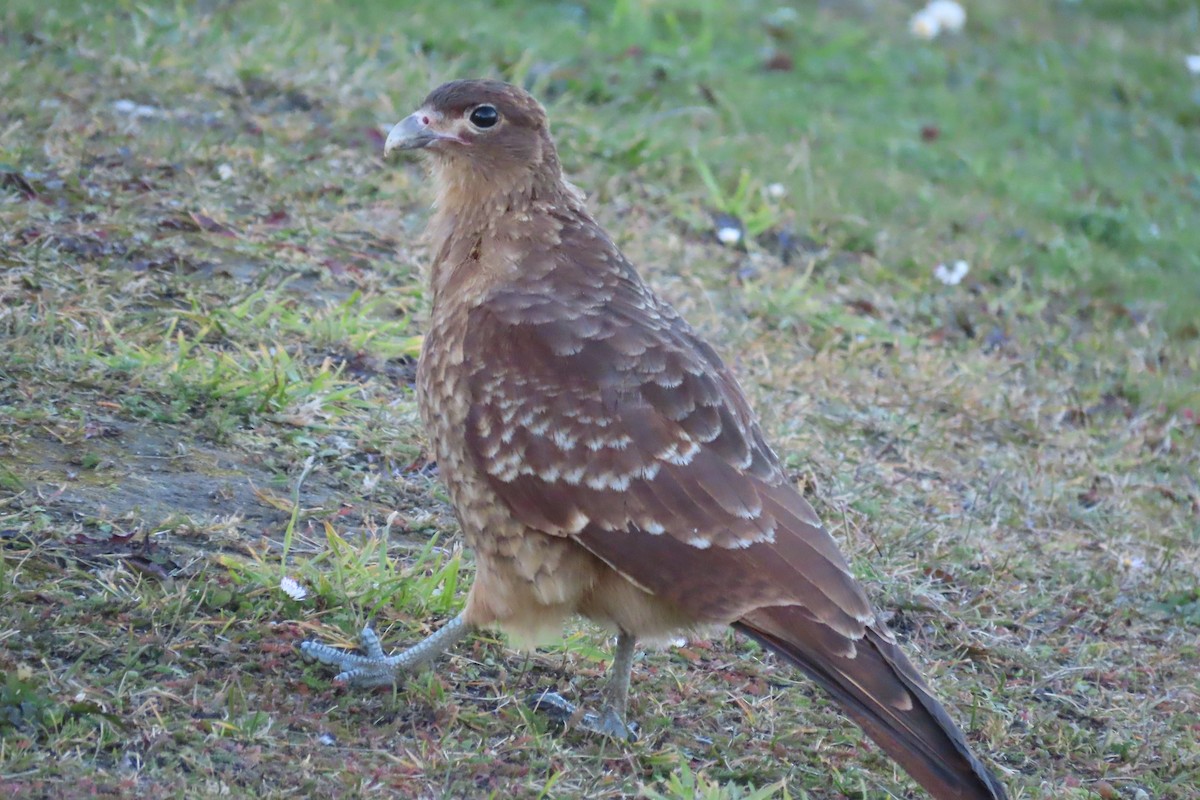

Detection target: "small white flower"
[909, 10, 941, 40]
[217, 163, 235, 181]
[934, 259, 970, 285]
[279, 576, 308, 601]
[1187, 54, 1200, 75]
[112, 99, 160, 119]
[717, 226, 742, 246]
[766, 182, 787, 199]
[926, 1, 966, 33]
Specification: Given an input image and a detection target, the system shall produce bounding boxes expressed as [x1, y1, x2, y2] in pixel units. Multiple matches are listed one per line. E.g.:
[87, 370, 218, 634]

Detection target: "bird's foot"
[527, 690, 639, 742]
[300, 613, 471, 689]
[585, 706, 639, 741]
[300, 625, 404, 687]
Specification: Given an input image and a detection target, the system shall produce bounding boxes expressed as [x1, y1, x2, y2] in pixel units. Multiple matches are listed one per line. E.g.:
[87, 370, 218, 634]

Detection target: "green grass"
[2, 1, 1198, 798]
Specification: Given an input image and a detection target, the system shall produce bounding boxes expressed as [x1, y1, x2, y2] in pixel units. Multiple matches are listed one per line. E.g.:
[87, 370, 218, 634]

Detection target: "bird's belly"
[463, 534, 599, 647]
[465, 536, 696, 649]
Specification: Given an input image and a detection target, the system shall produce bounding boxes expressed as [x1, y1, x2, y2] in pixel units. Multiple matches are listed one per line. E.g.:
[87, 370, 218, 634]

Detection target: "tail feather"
[736, 606, 1006, 800]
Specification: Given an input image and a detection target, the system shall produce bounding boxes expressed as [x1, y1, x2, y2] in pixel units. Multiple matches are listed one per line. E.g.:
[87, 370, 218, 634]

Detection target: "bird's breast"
[417, 302, 523, 554]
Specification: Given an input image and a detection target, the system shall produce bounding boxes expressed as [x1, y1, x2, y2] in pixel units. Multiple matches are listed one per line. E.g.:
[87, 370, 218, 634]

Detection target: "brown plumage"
[301, 79, 1007, 800]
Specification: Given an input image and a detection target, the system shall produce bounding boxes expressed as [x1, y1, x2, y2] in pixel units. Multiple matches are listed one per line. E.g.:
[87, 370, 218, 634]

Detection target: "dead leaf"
[1, 169, 39, 200]
[762, 53, 794, 72]
[189, 211, 238, 237]
[845, 298, 880, 317]
[923, 566, 958, 585]
[363, 127, 386, 149]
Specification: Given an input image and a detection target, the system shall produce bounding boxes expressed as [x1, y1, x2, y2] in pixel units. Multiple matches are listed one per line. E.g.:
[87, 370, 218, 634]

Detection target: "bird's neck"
[429, 157, 555, 224]
[425, 165, 574, 308]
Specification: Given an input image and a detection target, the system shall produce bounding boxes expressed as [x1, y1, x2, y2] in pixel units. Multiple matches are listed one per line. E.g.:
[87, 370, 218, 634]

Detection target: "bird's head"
[385, 79, 560, 199]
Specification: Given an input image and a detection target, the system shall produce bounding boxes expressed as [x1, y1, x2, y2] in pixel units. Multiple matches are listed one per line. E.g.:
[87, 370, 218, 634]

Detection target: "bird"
[300, 79, 1007, 800]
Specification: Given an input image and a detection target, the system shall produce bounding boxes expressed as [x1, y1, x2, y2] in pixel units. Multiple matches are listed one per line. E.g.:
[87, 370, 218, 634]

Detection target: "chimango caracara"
[302, 79, 1007, 800]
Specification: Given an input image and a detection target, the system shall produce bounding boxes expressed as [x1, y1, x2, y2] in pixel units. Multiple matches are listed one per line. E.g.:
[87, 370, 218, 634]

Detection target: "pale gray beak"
[384, 112, 448, 155]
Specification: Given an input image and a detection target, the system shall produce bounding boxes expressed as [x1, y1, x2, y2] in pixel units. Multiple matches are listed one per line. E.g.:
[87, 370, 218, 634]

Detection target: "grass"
[1, 0, 1198, 798]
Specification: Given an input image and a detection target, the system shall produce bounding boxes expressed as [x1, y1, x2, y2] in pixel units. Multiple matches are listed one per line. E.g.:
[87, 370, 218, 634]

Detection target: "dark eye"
[469, 105, 499, 128]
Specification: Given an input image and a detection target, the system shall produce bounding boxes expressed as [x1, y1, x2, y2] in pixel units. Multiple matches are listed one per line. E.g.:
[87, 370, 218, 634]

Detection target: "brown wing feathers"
[463, 250, 1005, 797]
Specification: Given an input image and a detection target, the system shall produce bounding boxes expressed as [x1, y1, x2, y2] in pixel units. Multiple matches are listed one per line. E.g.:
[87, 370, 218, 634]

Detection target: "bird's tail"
[735, 606, 1006, 800]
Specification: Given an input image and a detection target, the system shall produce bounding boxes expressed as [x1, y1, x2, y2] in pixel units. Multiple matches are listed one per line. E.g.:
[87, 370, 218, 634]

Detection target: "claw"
[300, 627, 404, 687]
[527, 689, 639, 742]
[299, 614, 471, 690]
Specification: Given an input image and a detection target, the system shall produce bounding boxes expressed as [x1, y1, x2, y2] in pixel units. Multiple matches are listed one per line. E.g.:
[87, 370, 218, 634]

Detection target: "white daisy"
[934, 260, 970, 286]
[280, 576, 308, 601]
[717, 226, 742, 246]
[926, 1, 966, 33]
[909, 10, 941, 40]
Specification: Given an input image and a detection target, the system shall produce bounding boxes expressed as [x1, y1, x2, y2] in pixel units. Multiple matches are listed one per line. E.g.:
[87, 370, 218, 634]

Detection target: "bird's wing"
[460, 227, 872, 633]
[460, 224, 1006, 800]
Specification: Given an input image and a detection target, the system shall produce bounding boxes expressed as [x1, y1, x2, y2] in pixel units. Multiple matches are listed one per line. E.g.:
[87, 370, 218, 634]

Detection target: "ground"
[1, 1, 1198, 798]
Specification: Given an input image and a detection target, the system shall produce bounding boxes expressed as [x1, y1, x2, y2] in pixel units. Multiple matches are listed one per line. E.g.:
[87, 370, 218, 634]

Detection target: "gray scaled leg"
[529, 629, 639, 741]
[301, 612, 472, 688]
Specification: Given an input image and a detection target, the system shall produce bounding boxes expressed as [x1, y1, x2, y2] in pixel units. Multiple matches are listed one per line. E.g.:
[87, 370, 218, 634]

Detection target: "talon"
[297, 615, 471, 691]
[583, 707, 639, 742]
[298, 626, 401, 687]
[527, 690, 638, 742]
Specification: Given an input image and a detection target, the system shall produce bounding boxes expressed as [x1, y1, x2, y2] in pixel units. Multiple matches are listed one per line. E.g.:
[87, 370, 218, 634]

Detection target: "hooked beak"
[384, 111, 454, 156]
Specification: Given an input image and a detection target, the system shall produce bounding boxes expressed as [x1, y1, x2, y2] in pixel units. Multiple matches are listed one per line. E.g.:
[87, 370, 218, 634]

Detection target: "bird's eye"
[469, 105, 499, 129]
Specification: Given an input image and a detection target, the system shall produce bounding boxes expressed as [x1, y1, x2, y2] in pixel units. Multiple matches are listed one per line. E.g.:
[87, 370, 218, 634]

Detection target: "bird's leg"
[588, 628, 637, 738]
[529, 630, 639, 741]
[300, 612, 472, 688]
